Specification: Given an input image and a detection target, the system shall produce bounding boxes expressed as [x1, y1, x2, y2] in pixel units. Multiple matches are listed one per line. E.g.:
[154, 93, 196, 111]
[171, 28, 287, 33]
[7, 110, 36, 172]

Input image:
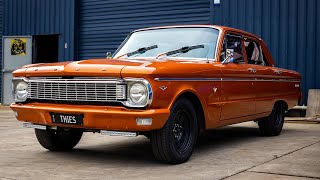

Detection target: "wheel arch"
[170, 90, 207, 134]
[274, 100, 289, 111]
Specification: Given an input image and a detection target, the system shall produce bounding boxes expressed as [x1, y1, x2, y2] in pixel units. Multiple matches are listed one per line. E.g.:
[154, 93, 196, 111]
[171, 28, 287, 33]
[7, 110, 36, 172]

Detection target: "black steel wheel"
[151, 98, 198, 164]
[35, 128, 83, 151]
[258, 102, 286, 136]
[172, 109, 192, 154]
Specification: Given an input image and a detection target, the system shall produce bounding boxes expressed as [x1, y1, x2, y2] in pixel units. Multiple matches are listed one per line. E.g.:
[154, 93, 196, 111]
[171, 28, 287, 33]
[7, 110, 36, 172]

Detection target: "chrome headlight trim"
[12, 77, 29, 102]
[123, 78, 153, 108]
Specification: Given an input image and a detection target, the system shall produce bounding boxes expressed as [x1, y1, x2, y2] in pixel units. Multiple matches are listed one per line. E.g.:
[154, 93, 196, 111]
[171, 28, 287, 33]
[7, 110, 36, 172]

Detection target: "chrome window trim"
[214, 27, 223, 61]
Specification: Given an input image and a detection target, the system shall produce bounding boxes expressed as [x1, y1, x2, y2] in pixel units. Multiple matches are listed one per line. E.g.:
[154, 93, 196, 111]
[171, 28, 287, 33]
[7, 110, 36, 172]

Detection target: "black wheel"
[35, 128, 83, 151]
[258, 103, 286, 136]
[151, 98, 198, 164]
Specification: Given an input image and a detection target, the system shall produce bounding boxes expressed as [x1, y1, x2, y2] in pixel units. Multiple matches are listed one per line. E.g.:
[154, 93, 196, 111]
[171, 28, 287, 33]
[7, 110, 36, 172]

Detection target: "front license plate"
[50, 112, 84, 125]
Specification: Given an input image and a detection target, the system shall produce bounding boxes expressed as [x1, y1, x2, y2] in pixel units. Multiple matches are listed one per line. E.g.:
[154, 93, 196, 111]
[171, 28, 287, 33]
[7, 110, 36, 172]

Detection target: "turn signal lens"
[136, 118, 153, 126]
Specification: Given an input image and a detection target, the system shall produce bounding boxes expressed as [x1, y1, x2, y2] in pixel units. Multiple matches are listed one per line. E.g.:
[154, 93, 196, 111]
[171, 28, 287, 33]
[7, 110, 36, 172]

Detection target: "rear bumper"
[10, 103, 170, 131]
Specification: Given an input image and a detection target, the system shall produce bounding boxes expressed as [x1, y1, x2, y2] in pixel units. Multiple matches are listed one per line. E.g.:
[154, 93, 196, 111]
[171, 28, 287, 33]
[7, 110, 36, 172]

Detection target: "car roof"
[133, 25, 261, 40]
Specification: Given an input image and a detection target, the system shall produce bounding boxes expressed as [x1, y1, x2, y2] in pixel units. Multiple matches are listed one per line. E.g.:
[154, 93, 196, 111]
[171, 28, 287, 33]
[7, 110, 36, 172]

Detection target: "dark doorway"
[33, 35, 59, 63]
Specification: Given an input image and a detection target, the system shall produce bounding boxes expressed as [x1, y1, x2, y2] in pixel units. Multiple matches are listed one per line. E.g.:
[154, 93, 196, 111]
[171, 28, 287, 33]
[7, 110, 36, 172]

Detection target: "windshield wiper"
[116, 45, 158, 59]
[156, 44, 204, 59]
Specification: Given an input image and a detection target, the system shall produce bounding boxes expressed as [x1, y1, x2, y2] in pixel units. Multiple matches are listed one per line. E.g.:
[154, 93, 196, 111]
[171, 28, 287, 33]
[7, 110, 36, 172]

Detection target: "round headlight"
[129, 82, 147, 105]
[14, 81, 28, 102]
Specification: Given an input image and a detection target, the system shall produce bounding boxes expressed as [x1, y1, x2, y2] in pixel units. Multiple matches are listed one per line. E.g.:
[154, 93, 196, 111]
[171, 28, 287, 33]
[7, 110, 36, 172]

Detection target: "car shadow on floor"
[40, 123, 299, 165]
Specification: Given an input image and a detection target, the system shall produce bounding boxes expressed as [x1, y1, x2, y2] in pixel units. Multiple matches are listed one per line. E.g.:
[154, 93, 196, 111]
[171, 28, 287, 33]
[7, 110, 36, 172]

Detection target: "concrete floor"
[0, 107, 319, 180]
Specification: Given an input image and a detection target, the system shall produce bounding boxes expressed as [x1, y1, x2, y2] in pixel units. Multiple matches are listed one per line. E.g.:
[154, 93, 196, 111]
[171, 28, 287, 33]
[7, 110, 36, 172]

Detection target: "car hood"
[12, 58, 221, 78]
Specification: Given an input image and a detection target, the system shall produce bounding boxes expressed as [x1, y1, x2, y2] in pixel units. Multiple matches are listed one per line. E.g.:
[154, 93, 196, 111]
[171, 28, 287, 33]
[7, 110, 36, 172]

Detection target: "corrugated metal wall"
[78, 0, 211, 60]
[212, 0, 320, 104]
[3, 0, 76, 61]
[0, 0, 3, 101]
[0, 0, 3, 63]
[1, 0, 318, 104]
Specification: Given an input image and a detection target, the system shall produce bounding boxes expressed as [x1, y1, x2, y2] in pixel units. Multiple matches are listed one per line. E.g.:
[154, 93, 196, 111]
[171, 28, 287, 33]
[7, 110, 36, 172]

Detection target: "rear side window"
[244, 38, 269, 66]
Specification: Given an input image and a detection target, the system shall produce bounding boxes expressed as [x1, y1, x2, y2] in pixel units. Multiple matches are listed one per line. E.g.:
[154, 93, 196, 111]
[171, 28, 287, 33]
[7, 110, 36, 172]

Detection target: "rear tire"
[151, 98, 198, 164]
[35, 128, 83, 151]
[258, 103, 286, 136]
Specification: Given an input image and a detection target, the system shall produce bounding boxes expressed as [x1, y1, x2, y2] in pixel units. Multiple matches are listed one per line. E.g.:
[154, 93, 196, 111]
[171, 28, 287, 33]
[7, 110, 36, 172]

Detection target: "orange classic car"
[11, 25, 301, 164]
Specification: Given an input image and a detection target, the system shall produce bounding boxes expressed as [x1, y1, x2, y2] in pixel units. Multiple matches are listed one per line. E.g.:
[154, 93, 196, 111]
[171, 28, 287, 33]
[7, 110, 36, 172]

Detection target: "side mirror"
[221, 49, 235, 64]
[106, 52, 113, 59]
[221, 56, 230, 64]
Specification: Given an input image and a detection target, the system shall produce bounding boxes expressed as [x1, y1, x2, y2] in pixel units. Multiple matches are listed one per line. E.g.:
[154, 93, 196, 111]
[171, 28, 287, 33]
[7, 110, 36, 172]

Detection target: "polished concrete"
[0, 107, 319, 179]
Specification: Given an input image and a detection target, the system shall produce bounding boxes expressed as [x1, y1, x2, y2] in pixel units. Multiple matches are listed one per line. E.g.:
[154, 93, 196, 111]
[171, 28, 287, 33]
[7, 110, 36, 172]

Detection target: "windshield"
[114, 27, 220, 59]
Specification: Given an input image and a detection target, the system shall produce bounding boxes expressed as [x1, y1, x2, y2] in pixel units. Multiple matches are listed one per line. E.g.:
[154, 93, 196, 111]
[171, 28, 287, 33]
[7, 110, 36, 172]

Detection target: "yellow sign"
[11, 38, 26, 56]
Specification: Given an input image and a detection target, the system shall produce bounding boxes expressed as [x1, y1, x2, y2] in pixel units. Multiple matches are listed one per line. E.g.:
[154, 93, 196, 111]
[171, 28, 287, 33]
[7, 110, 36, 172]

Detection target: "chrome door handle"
[274, 70, 282, 75]
[248, 68, 257, 73]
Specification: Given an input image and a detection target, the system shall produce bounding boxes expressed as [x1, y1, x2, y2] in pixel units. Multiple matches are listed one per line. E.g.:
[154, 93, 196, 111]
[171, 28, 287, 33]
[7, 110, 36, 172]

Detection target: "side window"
[221, 34, 244, 64]
[244, 39, 268, 66]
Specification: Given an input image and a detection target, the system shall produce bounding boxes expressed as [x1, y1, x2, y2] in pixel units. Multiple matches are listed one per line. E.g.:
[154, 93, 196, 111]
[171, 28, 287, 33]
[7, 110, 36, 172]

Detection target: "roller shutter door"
[78, 0, 211, 60]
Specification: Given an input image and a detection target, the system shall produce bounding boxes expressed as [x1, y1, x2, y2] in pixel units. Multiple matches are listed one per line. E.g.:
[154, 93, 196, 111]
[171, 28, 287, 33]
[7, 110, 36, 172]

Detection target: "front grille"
[27, 77, 127, 102]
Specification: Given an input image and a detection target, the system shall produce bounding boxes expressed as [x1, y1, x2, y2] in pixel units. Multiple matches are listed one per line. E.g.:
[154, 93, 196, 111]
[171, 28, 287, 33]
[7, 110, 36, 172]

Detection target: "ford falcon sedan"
[11, 25, 301, 164]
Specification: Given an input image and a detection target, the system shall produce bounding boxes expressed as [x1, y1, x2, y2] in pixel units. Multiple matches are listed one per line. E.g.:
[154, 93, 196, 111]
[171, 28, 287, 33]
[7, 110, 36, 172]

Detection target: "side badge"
[159, 86, 167, 91]
[295, 84, 300, 88]
[213, 87, 218, 93]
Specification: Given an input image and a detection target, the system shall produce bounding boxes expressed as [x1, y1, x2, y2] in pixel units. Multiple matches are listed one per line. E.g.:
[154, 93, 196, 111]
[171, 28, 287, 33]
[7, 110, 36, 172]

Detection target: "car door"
[244, 37, 278, 115]
[220, 33, 256, 121]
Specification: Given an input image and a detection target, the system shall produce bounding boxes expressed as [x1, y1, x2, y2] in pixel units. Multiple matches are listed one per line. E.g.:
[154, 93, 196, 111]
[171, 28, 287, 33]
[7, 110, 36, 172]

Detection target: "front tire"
[35, 128, 83, 151]
[258, 103, 286, 136]
[151, 98, 198, 164]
